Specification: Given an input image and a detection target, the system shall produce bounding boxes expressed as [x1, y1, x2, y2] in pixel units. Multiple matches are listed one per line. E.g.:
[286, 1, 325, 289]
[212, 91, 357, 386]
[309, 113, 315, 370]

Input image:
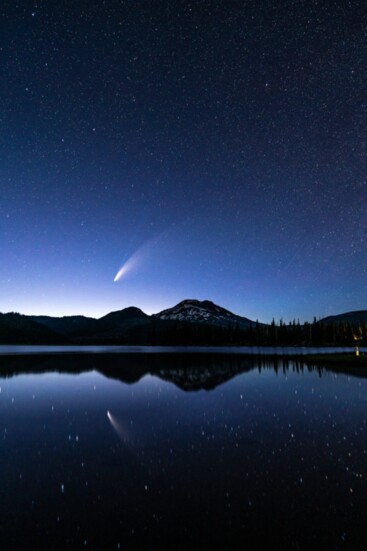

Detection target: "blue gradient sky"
[1, 1, 366, 322]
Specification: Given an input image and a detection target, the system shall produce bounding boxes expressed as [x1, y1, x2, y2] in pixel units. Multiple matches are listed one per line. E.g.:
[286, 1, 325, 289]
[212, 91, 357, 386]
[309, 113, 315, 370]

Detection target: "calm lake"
[0, 351, 366, 550]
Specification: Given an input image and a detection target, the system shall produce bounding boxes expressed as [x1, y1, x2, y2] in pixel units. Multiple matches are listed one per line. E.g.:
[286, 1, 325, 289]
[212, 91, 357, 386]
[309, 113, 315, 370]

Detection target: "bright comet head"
[113, 250, 140, 282]
[113, 265, 128, 282]
[114, 234, 163, 282]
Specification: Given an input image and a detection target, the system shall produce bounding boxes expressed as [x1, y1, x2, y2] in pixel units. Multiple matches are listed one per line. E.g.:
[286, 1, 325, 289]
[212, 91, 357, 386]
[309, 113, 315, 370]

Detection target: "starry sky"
[1, 0, 366, 322]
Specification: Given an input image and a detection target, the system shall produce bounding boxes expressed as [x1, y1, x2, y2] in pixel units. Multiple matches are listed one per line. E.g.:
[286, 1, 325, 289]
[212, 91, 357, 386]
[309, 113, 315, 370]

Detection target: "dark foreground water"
[0, 353, 366, 550]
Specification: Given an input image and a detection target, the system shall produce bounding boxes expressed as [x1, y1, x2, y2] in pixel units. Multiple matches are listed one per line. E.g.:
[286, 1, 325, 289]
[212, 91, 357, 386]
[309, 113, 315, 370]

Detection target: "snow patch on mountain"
[154, 299, 255, 327]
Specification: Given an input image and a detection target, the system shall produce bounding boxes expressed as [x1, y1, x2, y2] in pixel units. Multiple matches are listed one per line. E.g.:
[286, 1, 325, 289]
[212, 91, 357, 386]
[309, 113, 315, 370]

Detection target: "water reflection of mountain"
[1, 353, 366, 391]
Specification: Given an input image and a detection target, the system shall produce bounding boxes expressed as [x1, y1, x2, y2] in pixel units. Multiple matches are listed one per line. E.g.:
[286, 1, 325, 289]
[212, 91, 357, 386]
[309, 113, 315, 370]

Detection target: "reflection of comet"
[107, 410, 131, 447]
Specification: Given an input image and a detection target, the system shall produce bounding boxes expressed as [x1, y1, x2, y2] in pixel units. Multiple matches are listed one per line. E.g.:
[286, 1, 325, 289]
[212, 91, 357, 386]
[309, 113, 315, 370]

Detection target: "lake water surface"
[1, 344, 366, 355]
[0, 352, 366, 550]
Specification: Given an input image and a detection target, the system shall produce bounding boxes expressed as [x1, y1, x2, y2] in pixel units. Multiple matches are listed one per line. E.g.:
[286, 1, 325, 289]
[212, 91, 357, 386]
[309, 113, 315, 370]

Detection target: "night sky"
[1, 1, 366, 322]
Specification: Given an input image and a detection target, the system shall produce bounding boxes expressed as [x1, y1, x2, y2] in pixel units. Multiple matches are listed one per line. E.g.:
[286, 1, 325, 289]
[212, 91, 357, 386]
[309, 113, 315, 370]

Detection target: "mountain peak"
[100, 307, 148, 321]
[154, 299, 255, 327]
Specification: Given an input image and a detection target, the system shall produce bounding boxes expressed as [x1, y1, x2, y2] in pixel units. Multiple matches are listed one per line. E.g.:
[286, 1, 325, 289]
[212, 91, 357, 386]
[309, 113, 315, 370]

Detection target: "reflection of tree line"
[0, 353, 366, 391]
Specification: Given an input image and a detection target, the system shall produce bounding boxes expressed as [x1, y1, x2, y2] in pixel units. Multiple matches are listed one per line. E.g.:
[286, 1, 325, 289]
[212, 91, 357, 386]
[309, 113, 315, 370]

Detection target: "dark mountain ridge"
[0, 300, 366, 345]
[0, 313, 64, 344]
[32, 314, 97, 335]
[319, 310, 367, 325]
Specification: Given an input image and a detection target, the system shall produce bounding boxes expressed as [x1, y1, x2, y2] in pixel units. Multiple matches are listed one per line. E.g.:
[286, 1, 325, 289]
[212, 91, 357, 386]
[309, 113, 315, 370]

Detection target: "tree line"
[147, 318, 367, 346]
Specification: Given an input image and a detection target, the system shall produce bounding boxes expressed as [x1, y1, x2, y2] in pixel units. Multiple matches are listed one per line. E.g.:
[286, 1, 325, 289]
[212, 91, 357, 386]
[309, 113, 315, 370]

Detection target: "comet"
[113, 241, 150, 282]
[113, 233, 166, 282]
[113, 254, 138, 282]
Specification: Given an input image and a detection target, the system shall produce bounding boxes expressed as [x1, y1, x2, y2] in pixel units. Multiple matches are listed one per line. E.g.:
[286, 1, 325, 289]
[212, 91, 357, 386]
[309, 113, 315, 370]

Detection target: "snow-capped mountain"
[154, 299, 255, 327]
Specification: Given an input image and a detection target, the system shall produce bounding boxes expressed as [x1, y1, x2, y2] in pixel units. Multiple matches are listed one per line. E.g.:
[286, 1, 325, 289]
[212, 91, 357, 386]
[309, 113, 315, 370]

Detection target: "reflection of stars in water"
[0, 363, 367, 548]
